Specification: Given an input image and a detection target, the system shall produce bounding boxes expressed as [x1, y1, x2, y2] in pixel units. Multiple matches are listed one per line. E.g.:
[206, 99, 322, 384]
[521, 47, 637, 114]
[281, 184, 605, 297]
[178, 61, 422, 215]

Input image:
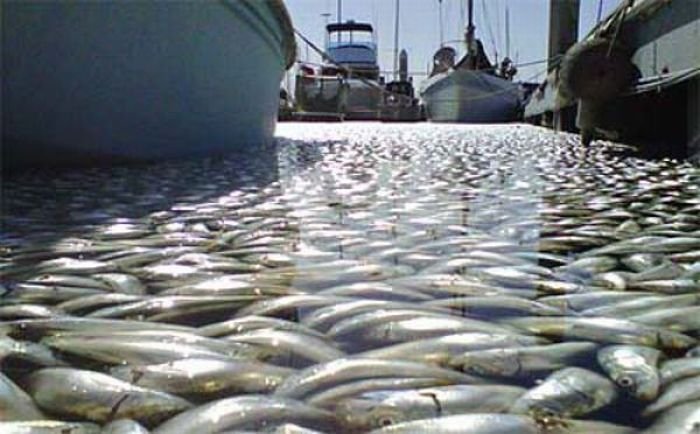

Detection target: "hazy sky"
[285, 0, 618, 86]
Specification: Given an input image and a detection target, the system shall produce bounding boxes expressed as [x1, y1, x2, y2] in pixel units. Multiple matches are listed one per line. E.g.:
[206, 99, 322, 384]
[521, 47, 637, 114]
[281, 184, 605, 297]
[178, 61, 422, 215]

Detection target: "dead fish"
[597, 345, 662, 400]
[315, 282, 432, 303]
[627, 279, 700, 294]
[300, 299, 437, 333]
[198, 315, 326, 339]
[621, 253, 669, 273]
[365, 414, 541, 434]
[0, 336, 65, 368]
[151, 395, 337, 434]
[451, 342, 597, 378]
[506, 317, 696, 350]
[660, 357, 700, 386]
[86, 295, 262, 320]
[0, 318, 193, 341]
[34, 257, 115, 275]
[56, 293, 145, 315]
[0, 421, 101, 433]
[306, 378, 456, 408]
[425, 295, 563, 317]
[26, 368, 192, 425]
[234, 295, 354, 320]
[510, 367, 617, 418]
[630, 306, 700, 332]
[643, 399, 700, 434]
[643, 375, 700, 416]
[0, 304, 63, 320]
[539, 291, 652, 312]
[582, 294, 699, 318]
[101, 419, 150, 434]
[559, 256, 619, 275]
[0, 372, 45, 420]
[110, 357, 294, 397]
[274, 358, 486, 400]
[225, 329, 344, 367]
[358, 333, 548, 366]
[335, 385, 526, 432]
[92, 274, 147, 295]
[42, 332, 252, 366]
[1, 283, 104, 304]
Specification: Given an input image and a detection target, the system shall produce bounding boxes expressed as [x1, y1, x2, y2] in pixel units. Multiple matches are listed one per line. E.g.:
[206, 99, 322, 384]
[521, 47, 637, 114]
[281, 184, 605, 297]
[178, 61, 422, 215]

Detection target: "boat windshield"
[327, 42, 377, 65]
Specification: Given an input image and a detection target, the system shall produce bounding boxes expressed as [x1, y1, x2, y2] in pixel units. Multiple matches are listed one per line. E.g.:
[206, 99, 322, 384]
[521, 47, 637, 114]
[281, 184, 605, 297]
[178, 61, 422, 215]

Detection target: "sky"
[285, 0, 618, 87]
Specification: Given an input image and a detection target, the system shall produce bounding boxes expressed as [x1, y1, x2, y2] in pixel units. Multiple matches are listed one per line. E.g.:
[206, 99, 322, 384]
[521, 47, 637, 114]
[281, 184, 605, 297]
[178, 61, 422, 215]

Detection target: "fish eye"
[618, 376, 634, 389]
[377, 416, 395, 427]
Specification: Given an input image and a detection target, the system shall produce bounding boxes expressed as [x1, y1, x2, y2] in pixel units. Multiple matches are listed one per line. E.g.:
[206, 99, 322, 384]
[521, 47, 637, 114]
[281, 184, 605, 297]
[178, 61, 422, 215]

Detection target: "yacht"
[295, 21, 383, 120]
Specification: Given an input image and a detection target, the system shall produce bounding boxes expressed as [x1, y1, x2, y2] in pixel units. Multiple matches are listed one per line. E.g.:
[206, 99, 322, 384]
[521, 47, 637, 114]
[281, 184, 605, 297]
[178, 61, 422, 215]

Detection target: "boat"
[381, 50, 423, 122]
[524, 0, 699, 162]
[295, 20, 383, 120]
[2, 0, 296, 167]
[420, 0, 522, 123]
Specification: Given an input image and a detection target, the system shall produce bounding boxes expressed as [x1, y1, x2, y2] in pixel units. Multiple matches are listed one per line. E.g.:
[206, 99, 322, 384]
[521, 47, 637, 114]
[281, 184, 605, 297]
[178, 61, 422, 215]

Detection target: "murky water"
[1, 123, 699, 433]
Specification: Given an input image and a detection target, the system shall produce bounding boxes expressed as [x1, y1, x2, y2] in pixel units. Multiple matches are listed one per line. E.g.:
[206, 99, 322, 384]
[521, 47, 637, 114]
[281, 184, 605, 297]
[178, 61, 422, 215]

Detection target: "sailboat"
[420, 0, 523, 123]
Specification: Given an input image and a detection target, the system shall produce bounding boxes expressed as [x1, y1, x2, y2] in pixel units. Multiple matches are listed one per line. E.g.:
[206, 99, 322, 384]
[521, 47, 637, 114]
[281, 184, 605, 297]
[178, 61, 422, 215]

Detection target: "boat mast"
[337, 0, 342, 43]
[505, 3, 510, 59]
[438, 0, 444, 47]
[393, 0, 400, 80]
[466, 0, 476, 68]
[322, 12, 331, 48]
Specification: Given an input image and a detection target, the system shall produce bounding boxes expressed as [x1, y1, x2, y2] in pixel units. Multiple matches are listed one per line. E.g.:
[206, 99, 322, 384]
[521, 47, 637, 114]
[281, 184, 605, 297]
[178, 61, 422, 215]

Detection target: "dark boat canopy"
[326, 21, 374, 33]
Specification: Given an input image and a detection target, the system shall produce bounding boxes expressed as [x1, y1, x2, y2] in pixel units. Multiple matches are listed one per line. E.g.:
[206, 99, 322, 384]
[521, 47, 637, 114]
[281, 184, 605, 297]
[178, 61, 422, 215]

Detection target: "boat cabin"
[325, 21, 379, 80]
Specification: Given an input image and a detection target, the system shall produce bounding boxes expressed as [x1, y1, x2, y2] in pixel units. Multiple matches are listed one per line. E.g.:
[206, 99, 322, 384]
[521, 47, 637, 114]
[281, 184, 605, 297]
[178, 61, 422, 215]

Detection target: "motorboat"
[295, 20, 383, 120]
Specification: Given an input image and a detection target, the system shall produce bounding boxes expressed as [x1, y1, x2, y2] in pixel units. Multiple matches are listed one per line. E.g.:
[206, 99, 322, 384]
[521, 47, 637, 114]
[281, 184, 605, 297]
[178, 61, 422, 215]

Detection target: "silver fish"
[101, 419, 150, 434]
[365, 414, 540, 434]
[511, 367, 617, 418]
[359, 333, 548, 366]
[0, 372, 45, 420]
[451, 342, 597, 378]
[643, 399, 700, 434]
[274, 358, 486, 400]
[198, 315, 326, 339]
[26, 368, 191, 425]
[506, 317, 697, 350]
[110, 357, 294, 397]
[643, 375, 700, 416]
[151, 395, 336, 434]
[224, 329, 344, 367]
[597, 345, 662, 400]
[0, 421, 101, 433]
[305, 378, 456, 408]
[660, 357, 700, 386]
[336, 385, 526, 432]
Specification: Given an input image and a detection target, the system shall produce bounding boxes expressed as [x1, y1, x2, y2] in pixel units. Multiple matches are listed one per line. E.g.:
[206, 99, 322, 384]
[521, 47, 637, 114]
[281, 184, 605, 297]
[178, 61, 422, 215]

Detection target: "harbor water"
[1, 123, 699, 433]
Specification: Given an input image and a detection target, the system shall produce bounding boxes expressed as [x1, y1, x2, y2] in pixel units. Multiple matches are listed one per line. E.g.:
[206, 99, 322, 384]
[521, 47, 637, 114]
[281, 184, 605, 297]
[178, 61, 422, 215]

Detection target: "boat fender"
[559, 37, 637, 102]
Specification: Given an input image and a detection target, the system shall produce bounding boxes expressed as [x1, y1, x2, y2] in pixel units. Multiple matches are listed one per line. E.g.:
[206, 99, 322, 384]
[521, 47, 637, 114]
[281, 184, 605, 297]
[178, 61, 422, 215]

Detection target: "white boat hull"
[2, 0, 294, 166]
[421, 69, 522, 123]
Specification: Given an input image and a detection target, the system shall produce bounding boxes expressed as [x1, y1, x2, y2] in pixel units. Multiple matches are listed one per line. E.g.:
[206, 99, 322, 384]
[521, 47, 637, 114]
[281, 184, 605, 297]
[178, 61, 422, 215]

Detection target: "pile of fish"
[1, 123, 699, 433]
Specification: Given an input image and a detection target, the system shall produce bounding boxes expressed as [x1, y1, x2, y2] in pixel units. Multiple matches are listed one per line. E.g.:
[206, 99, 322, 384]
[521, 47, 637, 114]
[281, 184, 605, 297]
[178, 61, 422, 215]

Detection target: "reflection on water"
[1, 123, 699, 433]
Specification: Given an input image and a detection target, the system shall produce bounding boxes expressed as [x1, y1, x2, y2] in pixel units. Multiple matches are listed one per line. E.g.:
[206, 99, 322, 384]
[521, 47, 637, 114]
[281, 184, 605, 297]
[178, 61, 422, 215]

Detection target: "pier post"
[548, 0, 580, 72]
[690, 78, 700, 164]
